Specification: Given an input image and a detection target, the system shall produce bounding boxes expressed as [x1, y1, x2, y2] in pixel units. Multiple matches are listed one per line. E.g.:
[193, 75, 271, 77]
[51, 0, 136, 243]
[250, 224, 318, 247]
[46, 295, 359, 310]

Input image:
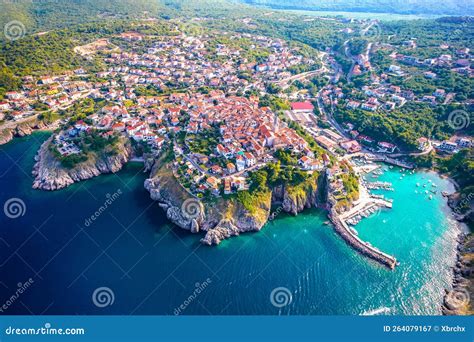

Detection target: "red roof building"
[290, 102, 314, 112]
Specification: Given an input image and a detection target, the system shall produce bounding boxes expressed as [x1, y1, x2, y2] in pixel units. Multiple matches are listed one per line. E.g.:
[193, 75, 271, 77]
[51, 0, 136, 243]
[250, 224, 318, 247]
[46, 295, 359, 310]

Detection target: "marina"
[331, 159, 397, 269]
[0, 133, 462, 315]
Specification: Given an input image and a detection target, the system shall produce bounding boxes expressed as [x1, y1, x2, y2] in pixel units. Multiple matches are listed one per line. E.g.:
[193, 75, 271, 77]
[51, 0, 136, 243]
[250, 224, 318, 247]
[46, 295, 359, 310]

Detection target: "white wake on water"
[360, 307, 391, 316]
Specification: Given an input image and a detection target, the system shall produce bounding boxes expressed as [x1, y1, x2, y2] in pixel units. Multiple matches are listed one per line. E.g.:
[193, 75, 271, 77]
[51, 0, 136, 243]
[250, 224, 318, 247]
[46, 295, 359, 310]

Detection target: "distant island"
[239, 0, 474, 16]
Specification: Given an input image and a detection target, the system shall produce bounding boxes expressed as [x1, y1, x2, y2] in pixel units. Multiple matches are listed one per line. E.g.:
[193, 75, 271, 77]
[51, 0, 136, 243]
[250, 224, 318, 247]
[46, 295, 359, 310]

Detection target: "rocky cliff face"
[442, 233, 473, 315]
[0, 121, 49, 145]
[32, 136, 132, 190]
[273, 174, 321, 216]
[0, 129, 14, 145]
[145, 160, 323, 245]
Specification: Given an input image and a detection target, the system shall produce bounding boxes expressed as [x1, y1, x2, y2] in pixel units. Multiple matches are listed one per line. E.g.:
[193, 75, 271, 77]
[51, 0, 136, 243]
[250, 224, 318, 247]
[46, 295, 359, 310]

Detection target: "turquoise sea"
[0, 133, 463, 315]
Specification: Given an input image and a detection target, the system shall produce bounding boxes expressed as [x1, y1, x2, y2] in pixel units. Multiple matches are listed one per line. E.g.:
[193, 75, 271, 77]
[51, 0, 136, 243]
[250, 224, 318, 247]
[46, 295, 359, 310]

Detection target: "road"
[272, 68, 327, 90]
[343, 39, 373, 82]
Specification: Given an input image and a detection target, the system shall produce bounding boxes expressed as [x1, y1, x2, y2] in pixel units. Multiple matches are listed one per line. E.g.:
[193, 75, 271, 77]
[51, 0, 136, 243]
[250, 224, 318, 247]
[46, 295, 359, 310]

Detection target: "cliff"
[145, 158, 322, 245]
[0, 129, 14, 145]
[0, 120, 49, 145]
[442, 233, 474, 315]
[447, 192, 474, 227]
[32, 135, 132, 190]
[273, 173, 320, 215]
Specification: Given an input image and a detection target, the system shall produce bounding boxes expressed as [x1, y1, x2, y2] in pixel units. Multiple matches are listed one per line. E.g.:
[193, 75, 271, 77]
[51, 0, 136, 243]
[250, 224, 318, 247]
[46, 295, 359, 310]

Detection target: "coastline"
[0, 120, 58, 146]
[416, 169, 472, 315]
[25, 133, 472, 314]
[31, 135, 132, 191]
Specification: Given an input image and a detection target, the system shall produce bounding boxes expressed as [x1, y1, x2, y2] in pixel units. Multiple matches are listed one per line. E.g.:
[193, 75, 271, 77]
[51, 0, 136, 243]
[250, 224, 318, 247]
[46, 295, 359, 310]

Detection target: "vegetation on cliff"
[51, 130, 124, 168]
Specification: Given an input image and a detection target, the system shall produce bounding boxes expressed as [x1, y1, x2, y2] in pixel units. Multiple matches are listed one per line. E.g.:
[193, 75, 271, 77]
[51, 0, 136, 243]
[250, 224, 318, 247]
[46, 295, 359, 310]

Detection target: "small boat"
[442, 191, 449, 197]
[429, 195, 433, 200]
[416, 183, 420, 187]
[432, 184, 438, 187]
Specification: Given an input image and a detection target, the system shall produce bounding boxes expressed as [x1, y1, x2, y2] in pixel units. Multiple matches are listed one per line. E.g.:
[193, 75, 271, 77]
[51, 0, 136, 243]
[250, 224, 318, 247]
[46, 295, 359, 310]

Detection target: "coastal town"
[0, 0, 473, 321]
[0, 19, 472, 268]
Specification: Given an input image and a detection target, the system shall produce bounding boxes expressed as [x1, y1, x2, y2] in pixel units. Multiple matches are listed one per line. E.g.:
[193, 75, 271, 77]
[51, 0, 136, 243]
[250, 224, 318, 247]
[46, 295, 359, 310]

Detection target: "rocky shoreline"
[442, 177, 473, 315]
[442, 233, 473, 315]
[28, 136, 474, 312]
[0, 121, 50, 145]
[32, 136, 132, 190]
[144, 157, 322, 246]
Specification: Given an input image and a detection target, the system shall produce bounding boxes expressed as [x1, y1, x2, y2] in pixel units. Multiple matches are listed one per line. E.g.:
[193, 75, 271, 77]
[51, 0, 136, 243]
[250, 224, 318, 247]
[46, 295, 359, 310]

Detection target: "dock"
[331, 213, 397, 270]
[331, 196, 397, 270]
[366, 155, 414, 169]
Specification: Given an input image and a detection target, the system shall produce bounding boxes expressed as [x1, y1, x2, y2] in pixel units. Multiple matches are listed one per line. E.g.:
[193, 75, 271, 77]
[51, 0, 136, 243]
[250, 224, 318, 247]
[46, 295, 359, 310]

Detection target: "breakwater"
[330, 212, 398, 269]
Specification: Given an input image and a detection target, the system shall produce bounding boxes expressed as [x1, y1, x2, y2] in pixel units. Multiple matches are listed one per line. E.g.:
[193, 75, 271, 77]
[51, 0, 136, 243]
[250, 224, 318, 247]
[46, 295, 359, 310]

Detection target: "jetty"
[343, 152, 414, 169]
[366, 155, 414, 169]
[330, 183, 397, 269]
[365, 181, 394, 191]
[331, 210, 397, 270]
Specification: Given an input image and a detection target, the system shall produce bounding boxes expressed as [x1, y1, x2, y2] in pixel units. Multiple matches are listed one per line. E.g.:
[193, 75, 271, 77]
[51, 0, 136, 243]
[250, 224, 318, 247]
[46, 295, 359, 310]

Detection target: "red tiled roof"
[291, 102, 314, 111]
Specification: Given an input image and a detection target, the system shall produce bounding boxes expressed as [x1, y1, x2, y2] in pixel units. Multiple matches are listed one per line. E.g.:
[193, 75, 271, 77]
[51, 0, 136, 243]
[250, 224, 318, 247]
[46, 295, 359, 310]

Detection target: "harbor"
[330, 178, 397, 269]
[0, 133, 461, 314]
[330, 211, 398, 270]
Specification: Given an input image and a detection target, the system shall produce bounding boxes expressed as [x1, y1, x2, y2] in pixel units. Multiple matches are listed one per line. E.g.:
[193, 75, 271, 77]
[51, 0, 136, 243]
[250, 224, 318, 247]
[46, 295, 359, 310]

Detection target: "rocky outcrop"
[15, 124, 34, 137]
[32, 136, 132, 190]
[200, 219, 241, 245]
[273, 174, 321, 216]
[145, 158, 322, 245]
[0, 129, 14, 145]
[442, 233, 473, 315]
[447, 192, 474, 224]
[0, 121, 50, 146]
